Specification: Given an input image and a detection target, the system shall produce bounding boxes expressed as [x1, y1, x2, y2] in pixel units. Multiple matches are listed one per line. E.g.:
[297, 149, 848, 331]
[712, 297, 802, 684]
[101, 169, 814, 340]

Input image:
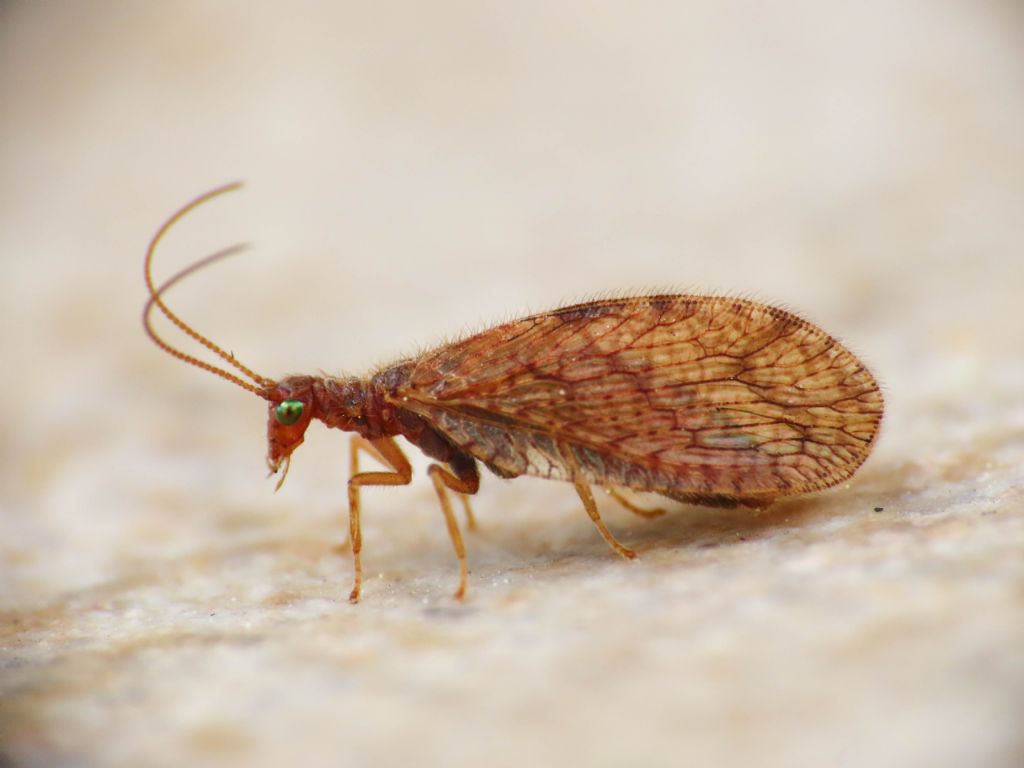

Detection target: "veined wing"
[394, 295, 883, 502]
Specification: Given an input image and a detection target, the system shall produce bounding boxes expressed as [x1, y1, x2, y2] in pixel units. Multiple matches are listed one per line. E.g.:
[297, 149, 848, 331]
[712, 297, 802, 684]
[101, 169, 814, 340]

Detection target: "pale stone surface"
[2, 3, 1022, 767]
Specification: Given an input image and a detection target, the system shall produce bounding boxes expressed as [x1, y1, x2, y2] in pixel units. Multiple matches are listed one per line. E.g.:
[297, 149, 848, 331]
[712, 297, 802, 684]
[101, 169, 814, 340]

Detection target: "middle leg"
[427, 452, 480, 600]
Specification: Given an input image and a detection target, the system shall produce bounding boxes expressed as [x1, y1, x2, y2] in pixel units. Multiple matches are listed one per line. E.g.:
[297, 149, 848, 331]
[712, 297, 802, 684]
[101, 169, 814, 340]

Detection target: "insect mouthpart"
[267, 454, 292, 492]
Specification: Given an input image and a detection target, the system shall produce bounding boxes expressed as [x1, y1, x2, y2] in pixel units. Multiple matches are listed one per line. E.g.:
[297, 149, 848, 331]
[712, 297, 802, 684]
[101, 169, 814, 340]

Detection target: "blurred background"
[2, 2, 1022, 767]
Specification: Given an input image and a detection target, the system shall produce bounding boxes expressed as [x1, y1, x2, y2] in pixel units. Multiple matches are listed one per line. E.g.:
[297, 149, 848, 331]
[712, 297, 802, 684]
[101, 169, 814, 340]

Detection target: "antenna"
[142, 182, 274, 398]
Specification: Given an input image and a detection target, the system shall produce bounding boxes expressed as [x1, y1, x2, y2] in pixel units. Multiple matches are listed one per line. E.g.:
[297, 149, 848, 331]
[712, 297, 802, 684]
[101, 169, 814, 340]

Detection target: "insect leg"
[426, 456, 480, 601]
[346, 436, 413, 603]
[606, 487, 666, 519]
[337, 437, 364, 552]
[458, 494, 478, 531]
[573, 481, 638, 560]
[556, 441, 637, 560]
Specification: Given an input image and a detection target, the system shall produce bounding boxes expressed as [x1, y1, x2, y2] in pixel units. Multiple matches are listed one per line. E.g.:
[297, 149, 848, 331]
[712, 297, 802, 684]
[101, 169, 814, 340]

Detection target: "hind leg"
[574, 481, 637, 560]
[606, 487, 666, 519]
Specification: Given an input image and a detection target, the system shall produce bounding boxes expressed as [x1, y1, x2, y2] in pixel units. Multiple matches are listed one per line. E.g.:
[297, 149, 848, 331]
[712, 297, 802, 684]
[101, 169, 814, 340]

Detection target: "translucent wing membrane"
[396, 296, 883, 503]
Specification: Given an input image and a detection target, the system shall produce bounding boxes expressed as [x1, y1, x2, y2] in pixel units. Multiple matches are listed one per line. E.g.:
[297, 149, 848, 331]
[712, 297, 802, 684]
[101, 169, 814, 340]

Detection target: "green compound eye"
[274, 400, 304, 426]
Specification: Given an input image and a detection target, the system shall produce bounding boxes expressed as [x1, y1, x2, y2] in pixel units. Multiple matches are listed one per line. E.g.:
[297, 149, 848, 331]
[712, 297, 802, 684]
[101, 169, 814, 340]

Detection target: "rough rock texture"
[2, 3, 1022, 767]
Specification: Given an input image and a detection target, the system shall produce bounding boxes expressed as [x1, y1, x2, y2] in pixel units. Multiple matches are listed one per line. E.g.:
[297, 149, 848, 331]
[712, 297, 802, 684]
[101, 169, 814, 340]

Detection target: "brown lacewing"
[144, 183, 884, 601]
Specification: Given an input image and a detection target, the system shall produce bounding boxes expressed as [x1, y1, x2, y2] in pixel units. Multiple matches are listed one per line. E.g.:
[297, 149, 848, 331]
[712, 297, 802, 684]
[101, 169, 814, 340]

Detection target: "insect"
[144, 183, 884, 602]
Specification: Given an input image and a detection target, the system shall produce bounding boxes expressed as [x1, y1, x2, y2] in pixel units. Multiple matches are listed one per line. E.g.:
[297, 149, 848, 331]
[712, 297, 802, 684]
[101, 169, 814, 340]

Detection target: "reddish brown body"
[269, 297, 881, 506]
[268, 373, 481, 495]
[146, 184, 884, 602]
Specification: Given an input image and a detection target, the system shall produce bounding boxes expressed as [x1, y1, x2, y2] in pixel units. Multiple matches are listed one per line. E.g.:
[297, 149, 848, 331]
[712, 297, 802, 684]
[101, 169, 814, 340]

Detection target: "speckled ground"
[2, 3, 1023, 767]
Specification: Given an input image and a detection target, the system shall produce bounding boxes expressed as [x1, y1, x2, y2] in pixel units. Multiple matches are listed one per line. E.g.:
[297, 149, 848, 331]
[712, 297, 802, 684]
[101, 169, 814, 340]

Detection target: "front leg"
[347, 436, 412, 603]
